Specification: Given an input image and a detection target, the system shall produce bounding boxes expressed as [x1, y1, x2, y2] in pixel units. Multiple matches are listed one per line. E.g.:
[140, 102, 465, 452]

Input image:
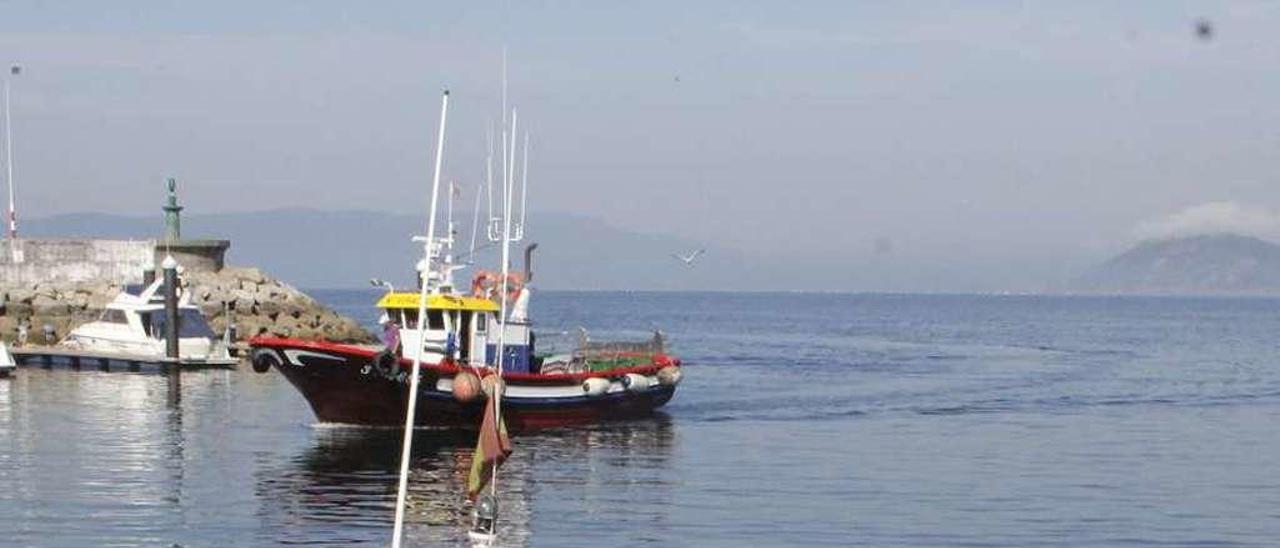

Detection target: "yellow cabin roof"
[376, 292, 500, 312]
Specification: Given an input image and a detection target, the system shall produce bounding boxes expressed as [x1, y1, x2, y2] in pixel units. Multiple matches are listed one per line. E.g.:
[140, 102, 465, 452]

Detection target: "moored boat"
[11, 274, 237, 370]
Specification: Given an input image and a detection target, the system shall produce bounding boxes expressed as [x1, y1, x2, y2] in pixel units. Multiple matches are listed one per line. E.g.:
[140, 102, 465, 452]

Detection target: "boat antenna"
[468, 180, 483, 265]
[391, 88, 449, 548]
[499, 46, 508, 236]
[501, 46, 508, 156]
[486, 122, 499, 242]
[500, 110, 517, 252]
[444, 179, 458, 286]
[488, 106, 517, 537]
[4, 64, 20, 249]
[515, 131, 529, 241]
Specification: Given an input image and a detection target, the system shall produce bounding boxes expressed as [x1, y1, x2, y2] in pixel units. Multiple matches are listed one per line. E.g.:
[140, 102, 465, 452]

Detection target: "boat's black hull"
[251, 337, 679, 429]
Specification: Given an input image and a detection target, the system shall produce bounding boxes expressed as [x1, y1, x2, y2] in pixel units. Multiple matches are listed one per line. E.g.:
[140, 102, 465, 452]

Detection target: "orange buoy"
[452, 371, 482, 403]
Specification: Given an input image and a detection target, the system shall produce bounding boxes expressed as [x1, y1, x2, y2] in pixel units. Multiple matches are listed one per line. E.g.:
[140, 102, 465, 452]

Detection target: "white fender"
[621, 373, 651, 393]
[582, 377, 610, 397]
[657, 366, 682, 387]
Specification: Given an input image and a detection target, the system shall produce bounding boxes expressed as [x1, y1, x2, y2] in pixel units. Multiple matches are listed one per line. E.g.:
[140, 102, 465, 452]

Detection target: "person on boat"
[379, 312, 401, 354]
[445, 330, 457, 361]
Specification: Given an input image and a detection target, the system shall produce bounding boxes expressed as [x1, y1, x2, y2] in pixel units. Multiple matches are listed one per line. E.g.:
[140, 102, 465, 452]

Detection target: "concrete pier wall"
[0, 239, 156, 286]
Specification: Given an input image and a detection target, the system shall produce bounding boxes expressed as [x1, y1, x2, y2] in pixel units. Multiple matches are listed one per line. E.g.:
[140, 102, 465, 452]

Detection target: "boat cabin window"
[100, 309, 129, 324]
[143, 309, 216, 339]
[401, 309, 445, 331]
[475, 312, 487, 332]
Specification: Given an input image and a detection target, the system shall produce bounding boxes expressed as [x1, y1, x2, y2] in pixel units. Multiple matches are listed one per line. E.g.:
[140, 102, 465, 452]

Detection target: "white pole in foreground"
[488, 109, 517, 508]
[3, 65, 18, 242]
[391, 89, 450, 548]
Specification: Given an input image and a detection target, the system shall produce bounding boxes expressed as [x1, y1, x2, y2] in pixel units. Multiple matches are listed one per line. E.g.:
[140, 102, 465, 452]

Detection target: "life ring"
[471, 270, 526, 302]
[472, 270, 500, 298]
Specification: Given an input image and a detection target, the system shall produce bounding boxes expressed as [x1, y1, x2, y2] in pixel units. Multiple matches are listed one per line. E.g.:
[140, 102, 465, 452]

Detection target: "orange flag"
[467, 398, 513, 499]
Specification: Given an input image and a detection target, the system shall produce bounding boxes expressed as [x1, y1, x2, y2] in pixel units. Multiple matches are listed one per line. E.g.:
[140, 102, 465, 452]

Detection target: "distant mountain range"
[46, 210, 1274, 295]
[1076, 233, 1280, 295]
[22, 209, 764, 290]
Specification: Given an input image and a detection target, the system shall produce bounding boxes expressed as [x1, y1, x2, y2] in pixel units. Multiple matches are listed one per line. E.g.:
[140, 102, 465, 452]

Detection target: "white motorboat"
[0, 341, 14, 377]
[12, 277, 237, 369]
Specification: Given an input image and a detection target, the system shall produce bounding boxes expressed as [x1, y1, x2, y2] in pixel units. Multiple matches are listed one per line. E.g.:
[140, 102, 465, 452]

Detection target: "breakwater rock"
[0, 266, 374, 344]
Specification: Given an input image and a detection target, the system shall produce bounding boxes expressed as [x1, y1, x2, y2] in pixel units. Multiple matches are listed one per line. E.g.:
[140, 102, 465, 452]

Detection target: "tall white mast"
[501, 47, 508, 151]
[489, 108, 516, 510]
[504, 111, 518, 259]
[468, 179, 483, 264]
[486, 123, 499, 242]
[4, 65, 19, 243]
[391, 89, 449, 548]
[500, 47, 508, 224]
[517, 132, 529, 240]
[446, 180, 456, 245]
[445, 180, 456, 282]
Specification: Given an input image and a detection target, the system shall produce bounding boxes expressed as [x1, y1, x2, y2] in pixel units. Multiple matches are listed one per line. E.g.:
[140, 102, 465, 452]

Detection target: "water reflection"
[256, 414, 677, 546]
[0, 369, 233, 546]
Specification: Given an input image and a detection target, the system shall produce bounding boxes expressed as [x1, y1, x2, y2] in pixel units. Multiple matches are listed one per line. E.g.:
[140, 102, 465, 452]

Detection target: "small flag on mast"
[467, 395, 512, 499]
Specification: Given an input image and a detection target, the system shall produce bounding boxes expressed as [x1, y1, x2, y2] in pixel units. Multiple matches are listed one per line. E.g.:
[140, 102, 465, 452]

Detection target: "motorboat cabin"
[56, 278, 236, 366]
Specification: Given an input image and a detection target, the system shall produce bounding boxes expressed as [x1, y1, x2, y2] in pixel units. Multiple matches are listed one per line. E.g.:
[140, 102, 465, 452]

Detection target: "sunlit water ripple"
[2, 291, 1280, 546]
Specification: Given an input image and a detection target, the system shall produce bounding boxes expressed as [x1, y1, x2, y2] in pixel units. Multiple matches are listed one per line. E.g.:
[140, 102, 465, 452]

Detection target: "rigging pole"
[4, 65, 19, 249]
[391, 89, 449, 548]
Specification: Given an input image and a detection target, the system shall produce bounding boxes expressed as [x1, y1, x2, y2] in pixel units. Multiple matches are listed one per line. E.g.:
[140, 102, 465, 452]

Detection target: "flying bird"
[1194, 18, 1213, 41]
[671, 249, 705, 266]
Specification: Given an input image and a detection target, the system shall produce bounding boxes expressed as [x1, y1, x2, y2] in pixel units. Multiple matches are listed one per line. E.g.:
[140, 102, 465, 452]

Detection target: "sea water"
[1, 291, 1278, 546]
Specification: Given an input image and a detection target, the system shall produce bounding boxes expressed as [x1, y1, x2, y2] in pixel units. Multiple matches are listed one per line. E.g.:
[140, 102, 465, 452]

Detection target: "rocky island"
[1075, 233, 1280, 295]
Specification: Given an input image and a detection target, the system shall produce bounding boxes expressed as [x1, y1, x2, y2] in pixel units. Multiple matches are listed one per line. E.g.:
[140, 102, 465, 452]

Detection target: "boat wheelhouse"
[376, 288, 538, 372]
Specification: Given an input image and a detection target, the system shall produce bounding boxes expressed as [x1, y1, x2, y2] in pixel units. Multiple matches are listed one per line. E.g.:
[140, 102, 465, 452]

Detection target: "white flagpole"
[391, 89, 449, 548]
[518, 132, 529, 239]
[3, 65, 18, 242]
[489, 109, 516, 503]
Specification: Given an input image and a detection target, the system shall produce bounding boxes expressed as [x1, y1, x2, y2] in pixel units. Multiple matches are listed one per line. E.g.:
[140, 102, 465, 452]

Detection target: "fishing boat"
[249, 93, 684, 431]
[250, 279, 681, 429]
[10, 274, 237, 370]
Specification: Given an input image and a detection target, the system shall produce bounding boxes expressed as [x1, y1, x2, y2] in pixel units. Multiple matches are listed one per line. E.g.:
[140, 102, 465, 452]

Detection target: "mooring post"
[163, 254, 180, 361]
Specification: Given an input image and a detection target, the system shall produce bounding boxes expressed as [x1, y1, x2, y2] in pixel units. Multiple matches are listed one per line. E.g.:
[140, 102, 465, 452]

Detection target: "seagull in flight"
[1194, 18, 1213, 41]
[671, 249, 705, 266]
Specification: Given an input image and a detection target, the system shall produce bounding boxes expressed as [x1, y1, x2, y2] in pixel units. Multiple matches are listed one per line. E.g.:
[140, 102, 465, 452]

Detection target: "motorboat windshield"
[142, 308, 217, 339]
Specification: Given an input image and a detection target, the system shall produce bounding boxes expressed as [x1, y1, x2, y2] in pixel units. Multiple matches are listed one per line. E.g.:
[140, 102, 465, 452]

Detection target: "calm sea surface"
[2, 291, 1280, 547]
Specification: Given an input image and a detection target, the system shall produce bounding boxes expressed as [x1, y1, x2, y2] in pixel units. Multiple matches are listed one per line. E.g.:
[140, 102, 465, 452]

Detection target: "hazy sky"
[2, 1, 1279, 291]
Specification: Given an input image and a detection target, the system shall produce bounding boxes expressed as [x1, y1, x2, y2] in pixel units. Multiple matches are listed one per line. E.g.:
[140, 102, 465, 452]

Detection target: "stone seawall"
[0, 239, 155, 286]
[0, 266, 374, 345]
